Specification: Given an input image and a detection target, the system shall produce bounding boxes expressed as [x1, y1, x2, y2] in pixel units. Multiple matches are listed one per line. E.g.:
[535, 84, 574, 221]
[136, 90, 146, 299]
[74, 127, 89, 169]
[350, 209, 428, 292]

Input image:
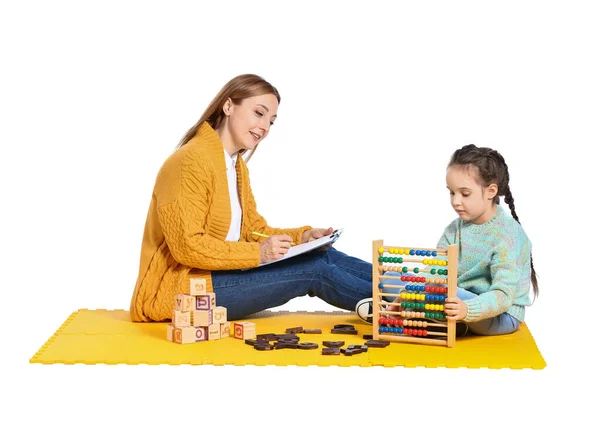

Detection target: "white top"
[224, 149, 242, 242]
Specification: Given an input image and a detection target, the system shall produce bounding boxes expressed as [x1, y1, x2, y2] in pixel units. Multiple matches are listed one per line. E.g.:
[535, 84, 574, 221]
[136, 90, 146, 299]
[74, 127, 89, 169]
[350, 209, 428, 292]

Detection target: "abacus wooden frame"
[371, 240, 459, 348]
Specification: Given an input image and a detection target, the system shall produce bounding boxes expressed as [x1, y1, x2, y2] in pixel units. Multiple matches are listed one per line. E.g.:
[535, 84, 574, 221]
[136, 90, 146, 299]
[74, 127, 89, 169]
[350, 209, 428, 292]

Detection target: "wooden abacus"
[371, 240, 459, 348]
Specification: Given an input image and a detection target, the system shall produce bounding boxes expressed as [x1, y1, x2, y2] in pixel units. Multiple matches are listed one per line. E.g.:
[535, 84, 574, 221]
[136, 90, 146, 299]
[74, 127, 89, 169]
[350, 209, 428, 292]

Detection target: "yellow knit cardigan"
[129, 122, 311, 322]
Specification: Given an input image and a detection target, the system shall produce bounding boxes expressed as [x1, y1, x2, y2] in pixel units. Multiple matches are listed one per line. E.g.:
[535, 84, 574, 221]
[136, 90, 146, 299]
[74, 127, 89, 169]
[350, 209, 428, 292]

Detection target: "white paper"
[252, 228, 343, 268]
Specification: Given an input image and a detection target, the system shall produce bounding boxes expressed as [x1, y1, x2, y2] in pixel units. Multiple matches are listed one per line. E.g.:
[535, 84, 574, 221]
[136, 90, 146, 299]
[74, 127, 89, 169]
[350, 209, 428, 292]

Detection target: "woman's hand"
[259, 235, 293, 263]
[302, 227, 334, 249]
[445, 296, 467, 321]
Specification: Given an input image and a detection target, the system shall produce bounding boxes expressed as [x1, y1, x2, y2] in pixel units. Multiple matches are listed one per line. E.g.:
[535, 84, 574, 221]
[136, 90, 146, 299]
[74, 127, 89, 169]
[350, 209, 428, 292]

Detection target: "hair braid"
[504, 188, 520, 224]
[529, 257, 539, 299]
[493, 151, 539, 299]
[492, 151, 520, 223]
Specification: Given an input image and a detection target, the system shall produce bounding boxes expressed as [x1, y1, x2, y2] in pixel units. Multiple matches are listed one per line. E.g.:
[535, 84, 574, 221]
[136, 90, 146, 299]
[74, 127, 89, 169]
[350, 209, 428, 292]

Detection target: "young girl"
[438, 144, 538, 335]
[356, 144, 538, 336]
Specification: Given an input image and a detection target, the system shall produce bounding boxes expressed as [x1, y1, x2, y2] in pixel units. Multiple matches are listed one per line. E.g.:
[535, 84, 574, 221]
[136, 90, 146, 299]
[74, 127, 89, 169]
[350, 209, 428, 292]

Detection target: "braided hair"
[448, 144, 539, 299]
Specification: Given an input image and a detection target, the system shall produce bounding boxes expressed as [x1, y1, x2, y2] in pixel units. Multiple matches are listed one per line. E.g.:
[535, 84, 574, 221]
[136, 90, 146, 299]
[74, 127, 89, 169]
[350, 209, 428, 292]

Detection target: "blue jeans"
[211, 247, 373, 320]
[458, 288, 521, 336]
[380, 271, 520, 336]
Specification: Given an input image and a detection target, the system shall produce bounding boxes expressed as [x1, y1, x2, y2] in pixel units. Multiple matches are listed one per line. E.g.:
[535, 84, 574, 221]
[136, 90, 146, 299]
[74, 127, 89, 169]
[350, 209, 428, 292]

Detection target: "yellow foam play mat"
[29, 309, 546, 368]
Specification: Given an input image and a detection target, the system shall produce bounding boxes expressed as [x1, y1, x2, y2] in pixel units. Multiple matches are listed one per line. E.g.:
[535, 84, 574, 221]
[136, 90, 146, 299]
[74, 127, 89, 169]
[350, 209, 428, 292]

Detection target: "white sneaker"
[355, 298, 373, 324]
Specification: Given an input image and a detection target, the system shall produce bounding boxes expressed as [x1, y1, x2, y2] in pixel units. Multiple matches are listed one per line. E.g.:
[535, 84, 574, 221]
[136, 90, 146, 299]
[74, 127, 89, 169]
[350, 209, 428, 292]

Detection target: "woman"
[129, 74, 372, 322]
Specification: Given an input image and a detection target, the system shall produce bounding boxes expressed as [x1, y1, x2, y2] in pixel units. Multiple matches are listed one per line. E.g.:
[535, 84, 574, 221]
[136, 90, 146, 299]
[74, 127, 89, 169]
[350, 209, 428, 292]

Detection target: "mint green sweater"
[437, 206, 533, 323]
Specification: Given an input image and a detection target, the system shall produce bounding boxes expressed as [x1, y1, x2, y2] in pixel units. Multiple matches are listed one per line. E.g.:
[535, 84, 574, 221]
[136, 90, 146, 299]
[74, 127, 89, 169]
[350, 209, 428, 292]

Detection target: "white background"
[1, 1, 598, 424]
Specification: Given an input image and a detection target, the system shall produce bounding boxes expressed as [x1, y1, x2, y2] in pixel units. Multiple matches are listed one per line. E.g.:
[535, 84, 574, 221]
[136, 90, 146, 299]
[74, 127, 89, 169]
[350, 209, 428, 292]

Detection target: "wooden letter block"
[233, 322, 256, 340]
[208, 323, 221, 341]
[189, 278, 207, 296]
[166, 324, 174, 341]
[213, 306, 227, 324]
[172, 309, 191, 327]
[220, 321, 230, 337]
[195, 292, 216, 311]
[173, 326, 207, 344]
[174, 294, 195, 312]
[192, 309, 213, 327]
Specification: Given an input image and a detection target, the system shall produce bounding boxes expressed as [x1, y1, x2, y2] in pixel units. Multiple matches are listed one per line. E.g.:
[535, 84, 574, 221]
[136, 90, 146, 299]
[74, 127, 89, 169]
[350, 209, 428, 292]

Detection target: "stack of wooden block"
[166, 278, 231, 344]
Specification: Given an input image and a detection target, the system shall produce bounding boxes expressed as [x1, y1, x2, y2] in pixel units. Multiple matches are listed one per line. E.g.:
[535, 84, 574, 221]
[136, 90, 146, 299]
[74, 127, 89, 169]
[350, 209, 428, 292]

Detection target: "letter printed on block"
[172, 309, 191, 327]
[189, 278, 207, 296]
[233, 322, 256, 340]
[175, 294, 195, 312]
[208, 323, 221, 341]
[174, 327, 183, 344]
[220, 321, 230, 338]
[195, 327, 207, 342]
[195, 292, 216, 311]
[213, 306, 227, 323]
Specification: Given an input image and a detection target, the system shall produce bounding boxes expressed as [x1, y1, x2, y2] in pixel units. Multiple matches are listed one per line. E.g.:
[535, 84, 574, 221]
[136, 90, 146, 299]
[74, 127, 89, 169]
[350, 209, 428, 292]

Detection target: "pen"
[252, 231, 296, 246]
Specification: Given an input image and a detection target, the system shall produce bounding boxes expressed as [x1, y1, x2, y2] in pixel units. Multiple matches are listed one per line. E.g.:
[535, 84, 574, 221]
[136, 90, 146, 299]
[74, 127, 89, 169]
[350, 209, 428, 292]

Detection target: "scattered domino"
[364, 339, 390, 348]
[236, 324, 392, 357]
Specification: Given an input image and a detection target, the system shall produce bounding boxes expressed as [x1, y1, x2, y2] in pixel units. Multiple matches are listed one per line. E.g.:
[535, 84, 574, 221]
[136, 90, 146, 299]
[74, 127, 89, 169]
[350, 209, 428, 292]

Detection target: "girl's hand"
[259, 235, 293, 263]
[384, 297, 401, 316]
[302, 227, 334, 250]
[445, 296, 468, 321]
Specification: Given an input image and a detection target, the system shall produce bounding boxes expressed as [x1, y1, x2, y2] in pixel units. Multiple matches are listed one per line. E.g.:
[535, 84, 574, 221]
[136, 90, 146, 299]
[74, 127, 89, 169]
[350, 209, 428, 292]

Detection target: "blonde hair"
[177, 74, 281, 161]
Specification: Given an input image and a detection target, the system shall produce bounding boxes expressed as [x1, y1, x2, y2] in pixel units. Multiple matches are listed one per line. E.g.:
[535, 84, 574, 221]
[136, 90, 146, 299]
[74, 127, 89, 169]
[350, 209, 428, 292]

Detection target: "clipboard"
[252, 228, 344, 268]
